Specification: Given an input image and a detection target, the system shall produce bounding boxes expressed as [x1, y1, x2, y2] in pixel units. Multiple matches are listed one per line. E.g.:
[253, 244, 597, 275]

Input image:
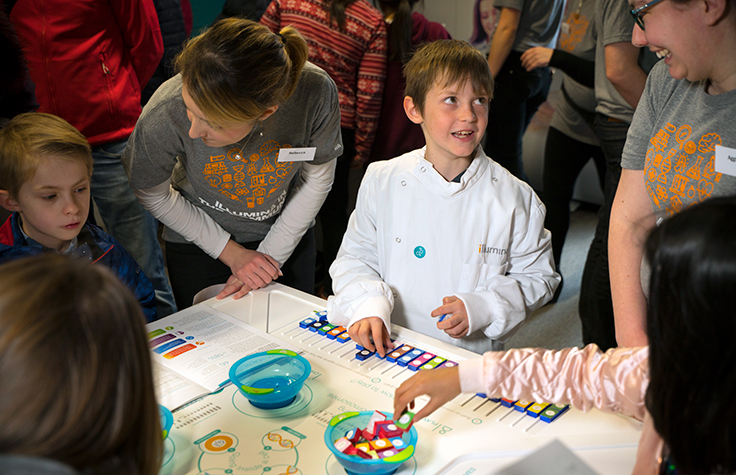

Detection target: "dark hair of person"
[469, 0, 490, 45]
[329, 0, 358, 30]
[377, 0, 422, 62]
[645, 196, 736, 475]
[0, 254, 162, 475]
[176, 18, 309, 127]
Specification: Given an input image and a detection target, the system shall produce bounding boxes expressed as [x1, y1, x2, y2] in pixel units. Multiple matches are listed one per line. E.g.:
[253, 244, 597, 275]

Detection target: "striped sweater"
[261, 0, 387, 162]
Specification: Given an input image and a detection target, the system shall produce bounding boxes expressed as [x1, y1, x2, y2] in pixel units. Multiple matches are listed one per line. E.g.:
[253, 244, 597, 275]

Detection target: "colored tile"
[395, 411, 415, 430]
[308, 321, 327, 332]
[525, 402, 550, 418]
[438, 360, 457, 368]
[386, 345, 412, 362]
[397, 349, 425, 367]
[500, 398, 516, 408]
[326, 326, 346, 339]
[318, 323, 336, 334]
[514, 400, 534, 412]
[299, 317, 317, 328]
[336, 332, 351, 344]
[540, 403, 569, 423]
[356, 349, 376, 361]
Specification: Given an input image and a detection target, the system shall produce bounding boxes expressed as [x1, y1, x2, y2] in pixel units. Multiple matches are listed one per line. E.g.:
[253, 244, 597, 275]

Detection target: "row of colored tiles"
[300, 311, 570, 425]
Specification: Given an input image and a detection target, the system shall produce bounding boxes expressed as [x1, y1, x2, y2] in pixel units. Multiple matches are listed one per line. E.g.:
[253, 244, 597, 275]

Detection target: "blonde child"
[0, 113, 157, 321]
[328, 40, 559, 356]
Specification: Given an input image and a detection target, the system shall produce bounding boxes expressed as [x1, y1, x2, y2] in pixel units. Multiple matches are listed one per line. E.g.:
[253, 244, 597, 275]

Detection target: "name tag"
[561, 22, 571, 36]
[277, 147, 316, 162]
[714, 145, 736, 177]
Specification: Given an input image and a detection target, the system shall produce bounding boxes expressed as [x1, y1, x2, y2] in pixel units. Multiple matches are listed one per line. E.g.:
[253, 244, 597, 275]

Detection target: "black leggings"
[540, 126, 605, 267]
[165, 227, 316, 310]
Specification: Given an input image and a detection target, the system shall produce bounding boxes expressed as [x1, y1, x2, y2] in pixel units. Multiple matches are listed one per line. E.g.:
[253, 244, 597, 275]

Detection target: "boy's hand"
[431, 296, 470, 338]
[347, 317, 393, 358]
[393, 366, 461, 421]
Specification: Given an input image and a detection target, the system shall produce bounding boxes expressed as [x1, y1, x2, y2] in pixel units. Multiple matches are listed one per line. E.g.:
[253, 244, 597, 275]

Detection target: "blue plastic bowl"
[159, 404, 173, 439]
[229, 349, 311, 409]
[324, 411, 418, 475]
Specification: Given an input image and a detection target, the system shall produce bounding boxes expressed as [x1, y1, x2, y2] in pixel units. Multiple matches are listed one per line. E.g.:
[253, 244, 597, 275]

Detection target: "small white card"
[561, 22, 571, 36]
[277, 147, 316, 162]
[715, 145, 736, 177]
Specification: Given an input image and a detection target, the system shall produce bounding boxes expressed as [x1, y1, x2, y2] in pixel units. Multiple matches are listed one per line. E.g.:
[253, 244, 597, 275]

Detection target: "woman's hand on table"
[217, 240, 281, 299]
[393, 366, 461, 421]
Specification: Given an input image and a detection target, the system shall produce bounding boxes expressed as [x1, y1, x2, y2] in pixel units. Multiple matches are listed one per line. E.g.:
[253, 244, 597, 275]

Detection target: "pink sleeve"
[459, 345, 649, 420]
[112, 0, 164, 90]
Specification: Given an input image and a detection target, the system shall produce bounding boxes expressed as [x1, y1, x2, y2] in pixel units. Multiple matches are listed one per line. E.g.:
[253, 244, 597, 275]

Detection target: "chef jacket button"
[396, 238, 401, 243]
[420, 167, 426, 172]
[401, 180, 406, 186]
[492, 177, 498, 182]
[393, 292, 398, 299]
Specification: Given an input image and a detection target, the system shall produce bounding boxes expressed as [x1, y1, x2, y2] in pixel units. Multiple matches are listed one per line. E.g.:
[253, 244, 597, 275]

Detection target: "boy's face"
[2, 156, 90, 251]
[405, 79, 489, 165]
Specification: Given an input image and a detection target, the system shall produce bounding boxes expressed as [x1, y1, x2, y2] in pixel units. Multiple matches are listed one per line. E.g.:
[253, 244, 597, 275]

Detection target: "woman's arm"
[609, 169, 657, 347]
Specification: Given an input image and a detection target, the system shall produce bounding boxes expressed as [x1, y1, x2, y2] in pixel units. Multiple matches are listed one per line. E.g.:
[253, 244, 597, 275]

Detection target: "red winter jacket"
[10, 0, 163, 146]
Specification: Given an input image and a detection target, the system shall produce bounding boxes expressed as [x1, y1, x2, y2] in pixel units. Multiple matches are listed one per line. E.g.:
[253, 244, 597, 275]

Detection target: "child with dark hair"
[329, 40, 559, 356]
[0, 254, 162, 475]
[395, 196, 736, 475]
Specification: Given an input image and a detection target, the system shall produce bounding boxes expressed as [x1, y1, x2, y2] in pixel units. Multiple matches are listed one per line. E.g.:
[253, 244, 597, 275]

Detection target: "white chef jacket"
[327, 147, 559, 354]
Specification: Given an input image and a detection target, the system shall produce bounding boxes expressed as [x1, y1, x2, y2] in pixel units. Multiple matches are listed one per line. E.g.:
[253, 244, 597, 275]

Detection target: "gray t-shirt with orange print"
[622, 61, 736, 219]
[123, 62, 342, 244]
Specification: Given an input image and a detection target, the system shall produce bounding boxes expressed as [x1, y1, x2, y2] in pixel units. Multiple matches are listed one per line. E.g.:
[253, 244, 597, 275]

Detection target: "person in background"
[395, 196, 736, 475]
[368, 0, 451, 164]
[0, 8, 36, 125]
[610, 0, 736, 347]
[483, 0, 565, 181]
[0, 113, 157, 322]
[216, 0, 270, 23]
[519, 0, 604, 302]
[468, 0, 499, 57]
[328, 40, 558, 357]
[0, 254, 162, 475]
[9, 0, 177, 318]
[141, 0, 188, 106]
[123, 19, 342, 309]
[578, 0, 657, 351]
[261, 0, 387, 297]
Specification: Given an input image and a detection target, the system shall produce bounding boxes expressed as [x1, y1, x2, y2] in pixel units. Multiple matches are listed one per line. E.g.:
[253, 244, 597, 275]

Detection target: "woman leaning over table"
[609, 0, 736, 347]
[122, 18, 342, 309]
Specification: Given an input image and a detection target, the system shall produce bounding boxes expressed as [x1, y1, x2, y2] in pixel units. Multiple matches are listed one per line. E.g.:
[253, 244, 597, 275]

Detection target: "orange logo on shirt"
[202, 141, 293, 207]
[644, 123, 723, 216]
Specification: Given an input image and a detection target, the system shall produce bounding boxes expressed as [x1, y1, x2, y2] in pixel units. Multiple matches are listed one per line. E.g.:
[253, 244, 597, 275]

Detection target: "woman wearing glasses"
[609, 0, 736, 347]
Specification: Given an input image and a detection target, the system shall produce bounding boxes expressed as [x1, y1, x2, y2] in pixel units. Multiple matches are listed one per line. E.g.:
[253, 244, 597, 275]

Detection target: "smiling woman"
[609, 0, 736, 343]
[121, 18, 343, 309]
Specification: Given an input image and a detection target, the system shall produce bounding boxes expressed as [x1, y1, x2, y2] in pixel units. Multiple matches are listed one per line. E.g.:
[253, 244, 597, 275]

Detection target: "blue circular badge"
[414, 246, 426, 259]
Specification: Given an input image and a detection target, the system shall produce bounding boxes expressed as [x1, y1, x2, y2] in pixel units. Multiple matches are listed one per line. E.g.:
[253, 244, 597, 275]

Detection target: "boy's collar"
[16, 214, 77, 254]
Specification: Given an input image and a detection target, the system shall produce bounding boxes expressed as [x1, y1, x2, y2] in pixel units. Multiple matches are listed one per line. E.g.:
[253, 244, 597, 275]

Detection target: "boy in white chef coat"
[327, 40, 559, 356]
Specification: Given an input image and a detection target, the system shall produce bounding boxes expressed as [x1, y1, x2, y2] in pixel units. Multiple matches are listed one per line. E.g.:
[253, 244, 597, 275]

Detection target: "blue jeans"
[91, 139, 177, 318]
[578, 114, 630, 351]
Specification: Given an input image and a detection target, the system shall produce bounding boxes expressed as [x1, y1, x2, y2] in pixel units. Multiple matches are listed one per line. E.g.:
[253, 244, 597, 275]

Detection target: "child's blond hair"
[0, 112, 93, 198]
[404, 39, 494, 115]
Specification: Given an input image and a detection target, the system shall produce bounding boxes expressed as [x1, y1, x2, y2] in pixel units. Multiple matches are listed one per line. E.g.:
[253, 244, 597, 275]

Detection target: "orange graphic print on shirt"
[559, 13, 590, 53]
[644, 122, 723, 216]
[201, 140, 294, 208]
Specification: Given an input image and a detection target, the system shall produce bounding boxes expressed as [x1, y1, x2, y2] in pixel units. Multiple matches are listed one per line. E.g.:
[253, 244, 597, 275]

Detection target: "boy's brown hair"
[0, 112, 93, 198]
[404, 39, 494, 115]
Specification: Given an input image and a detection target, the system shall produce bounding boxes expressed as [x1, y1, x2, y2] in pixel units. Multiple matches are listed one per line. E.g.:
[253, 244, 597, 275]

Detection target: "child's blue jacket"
[0, 213, 157, 322]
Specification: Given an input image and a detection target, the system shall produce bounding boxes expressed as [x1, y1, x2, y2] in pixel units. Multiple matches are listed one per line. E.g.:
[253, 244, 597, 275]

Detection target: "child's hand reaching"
[347, 317, 394, 358]
[431, 296, 469, 338]
[393, 366, 461, 421]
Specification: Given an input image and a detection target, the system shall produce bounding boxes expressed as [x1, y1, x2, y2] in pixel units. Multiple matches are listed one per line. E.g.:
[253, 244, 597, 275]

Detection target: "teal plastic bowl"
[324, 411, 418, 475]
[159, 404, 173, 439]
[229, 349, 311, 409]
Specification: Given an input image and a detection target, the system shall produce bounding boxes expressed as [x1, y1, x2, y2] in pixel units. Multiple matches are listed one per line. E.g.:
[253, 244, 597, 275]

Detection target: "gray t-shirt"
[622, 61, 736, 220]
[493, 0, 565, 51]
[550, 0, 598, 145]
[123, 62, 342, 244]
[593, 0, 647, 122]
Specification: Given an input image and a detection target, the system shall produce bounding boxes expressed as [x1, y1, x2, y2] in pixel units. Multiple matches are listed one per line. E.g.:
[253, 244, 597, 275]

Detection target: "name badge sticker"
[278, 147, 316, 162]
[714, 145, 736, 177]
[560, 22, 571, 36]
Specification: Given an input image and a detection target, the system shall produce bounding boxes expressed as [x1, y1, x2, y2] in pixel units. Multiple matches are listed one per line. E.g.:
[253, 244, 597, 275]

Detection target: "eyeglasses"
[630, 0, 665, 30]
